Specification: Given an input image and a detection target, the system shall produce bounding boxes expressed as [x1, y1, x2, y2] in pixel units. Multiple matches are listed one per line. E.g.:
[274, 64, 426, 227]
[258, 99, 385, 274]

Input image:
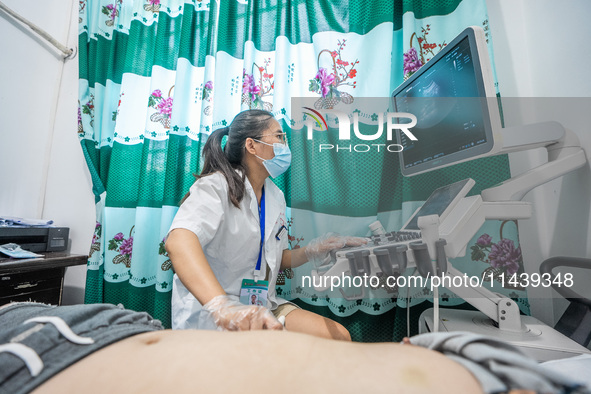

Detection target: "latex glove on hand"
[202, 295, 283, 331]
[305, 233, 368, 266]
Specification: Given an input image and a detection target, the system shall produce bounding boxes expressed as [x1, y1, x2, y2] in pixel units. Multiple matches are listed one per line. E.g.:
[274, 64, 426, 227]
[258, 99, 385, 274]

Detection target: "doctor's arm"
[165, 228, 225, 305]
[280, 246, 308, 270]
[165, 229, 282, 331]
[280, 235, 368, 270]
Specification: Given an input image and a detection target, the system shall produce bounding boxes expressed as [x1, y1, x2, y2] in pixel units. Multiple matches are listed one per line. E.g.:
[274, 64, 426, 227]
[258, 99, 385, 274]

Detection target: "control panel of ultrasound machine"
[311, 178, 476, 292]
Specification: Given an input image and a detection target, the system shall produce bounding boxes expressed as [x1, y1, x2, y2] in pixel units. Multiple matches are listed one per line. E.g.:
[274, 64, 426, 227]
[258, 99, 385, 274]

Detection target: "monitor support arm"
[418, 215, 525, 332]
[483, 122, 587, 201]
[443, 266, 524, 331]
[422, 118, 586, 330]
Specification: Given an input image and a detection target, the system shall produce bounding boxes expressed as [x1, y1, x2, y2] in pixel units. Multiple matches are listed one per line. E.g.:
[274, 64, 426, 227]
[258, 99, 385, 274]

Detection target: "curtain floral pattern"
[79, 0, 528, 338]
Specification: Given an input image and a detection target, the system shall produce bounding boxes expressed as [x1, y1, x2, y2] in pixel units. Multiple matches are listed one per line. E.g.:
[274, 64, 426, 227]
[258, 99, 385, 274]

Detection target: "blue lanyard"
[255, 186, 265, 273]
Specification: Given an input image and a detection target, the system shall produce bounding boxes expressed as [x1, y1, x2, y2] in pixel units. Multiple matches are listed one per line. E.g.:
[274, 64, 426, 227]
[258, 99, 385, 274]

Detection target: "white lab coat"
[169, 170, 289, 330]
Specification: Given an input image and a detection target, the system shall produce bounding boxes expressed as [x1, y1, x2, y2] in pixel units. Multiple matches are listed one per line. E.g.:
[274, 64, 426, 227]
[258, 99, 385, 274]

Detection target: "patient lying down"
[0, 303, 584, 394]
[37, 329, 481, 394]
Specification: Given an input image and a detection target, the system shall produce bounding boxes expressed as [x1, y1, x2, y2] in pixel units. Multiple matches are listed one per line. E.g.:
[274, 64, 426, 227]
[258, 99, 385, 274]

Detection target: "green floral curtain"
[78, 0, 528, 337]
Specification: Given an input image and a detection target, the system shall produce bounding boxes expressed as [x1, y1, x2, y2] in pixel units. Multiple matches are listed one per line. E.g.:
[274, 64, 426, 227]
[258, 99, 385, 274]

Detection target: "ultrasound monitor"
[391, 26, 503, 177]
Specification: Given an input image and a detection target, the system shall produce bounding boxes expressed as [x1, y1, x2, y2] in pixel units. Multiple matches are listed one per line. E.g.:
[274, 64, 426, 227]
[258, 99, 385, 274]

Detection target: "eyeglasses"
[258, 133, 287, 144]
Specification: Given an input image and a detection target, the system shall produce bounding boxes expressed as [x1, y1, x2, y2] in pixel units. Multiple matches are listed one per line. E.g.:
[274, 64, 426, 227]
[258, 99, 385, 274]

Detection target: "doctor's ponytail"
[184, 109, 275, 207]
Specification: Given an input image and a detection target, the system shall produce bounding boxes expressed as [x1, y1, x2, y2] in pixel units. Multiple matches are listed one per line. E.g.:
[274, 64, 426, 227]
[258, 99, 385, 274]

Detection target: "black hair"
[181, 109, 275, 207]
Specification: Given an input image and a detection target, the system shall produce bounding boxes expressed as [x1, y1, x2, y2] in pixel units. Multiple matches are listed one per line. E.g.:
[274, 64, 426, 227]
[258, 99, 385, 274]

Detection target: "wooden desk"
[0, 252, 87, 305]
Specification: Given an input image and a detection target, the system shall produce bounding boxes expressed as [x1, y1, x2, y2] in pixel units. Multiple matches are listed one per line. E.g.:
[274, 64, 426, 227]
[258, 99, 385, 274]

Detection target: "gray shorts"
[0, 302, 163, 394]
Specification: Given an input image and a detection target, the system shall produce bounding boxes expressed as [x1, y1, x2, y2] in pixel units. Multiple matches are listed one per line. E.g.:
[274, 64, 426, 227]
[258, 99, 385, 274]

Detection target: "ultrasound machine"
[309, 26, 590, 361]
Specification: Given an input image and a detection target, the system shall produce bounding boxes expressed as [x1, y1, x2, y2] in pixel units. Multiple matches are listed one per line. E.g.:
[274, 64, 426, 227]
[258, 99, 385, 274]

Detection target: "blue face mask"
[253, 140, 292, 178]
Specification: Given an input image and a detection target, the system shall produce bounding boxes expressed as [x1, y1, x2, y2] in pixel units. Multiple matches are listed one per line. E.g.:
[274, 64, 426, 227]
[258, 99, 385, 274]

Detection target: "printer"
[0, 226, 69, 252]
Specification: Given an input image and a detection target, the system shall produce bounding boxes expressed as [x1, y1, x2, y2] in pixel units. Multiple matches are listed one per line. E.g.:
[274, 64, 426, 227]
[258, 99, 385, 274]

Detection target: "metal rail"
[0, 1, 75, 59]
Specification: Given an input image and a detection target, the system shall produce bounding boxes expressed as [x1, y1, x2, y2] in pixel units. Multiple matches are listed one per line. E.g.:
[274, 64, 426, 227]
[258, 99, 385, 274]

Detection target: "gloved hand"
[201, 295, 283, 331]
[305, 233, 369, 266]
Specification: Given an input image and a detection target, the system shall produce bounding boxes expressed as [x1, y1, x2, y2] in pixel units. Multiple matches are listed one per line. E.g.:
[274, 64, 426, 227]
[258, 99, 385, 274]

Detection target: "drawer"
[0, 267, 64, 299]
[0, 286, 62, 305]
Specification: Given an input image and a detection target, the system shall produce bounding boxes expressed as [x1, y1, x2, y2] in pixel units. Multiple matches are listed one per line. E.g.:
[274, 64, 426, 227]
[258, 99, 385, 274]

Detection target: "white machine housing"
[311, 25, 590, 361]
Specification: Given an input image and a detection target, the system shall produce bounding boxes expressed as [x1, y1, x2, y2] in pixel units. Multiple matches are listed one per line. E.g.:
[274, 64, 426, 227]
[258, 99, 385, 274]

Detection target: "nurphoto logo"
[303, 108, 418, 153]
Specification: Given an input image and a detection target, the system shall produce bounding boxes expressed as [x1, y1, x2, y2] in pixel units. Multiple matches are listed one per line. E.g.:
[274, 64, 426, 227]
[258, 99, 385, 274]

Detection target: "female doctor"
[165, 110, 364, 340]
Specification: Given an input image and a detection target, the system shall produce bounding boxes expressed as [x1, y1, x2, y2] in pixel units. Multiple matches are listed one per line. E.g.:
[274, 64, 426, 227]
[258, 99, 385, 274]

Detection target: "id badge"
[239, 279, 269, 306]
[275, 225, 287, 240]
